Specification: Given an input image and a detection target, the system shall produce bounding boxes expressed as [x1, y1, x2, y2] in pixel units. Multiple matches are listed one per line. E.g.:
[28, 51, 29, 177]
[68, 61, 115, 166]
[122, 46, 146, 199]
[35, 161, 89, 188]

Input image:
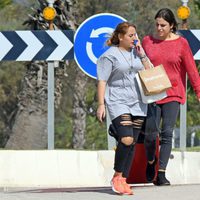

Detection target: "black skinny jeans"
[144, 101, 180, 170]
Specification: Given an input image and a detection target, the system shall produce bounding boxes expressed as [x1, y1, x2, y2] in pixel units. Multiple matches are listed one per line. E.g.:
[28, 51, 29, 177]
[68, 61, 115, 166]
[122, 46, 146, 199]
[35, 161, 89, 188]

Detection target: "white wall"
[0, 150, 199, 187]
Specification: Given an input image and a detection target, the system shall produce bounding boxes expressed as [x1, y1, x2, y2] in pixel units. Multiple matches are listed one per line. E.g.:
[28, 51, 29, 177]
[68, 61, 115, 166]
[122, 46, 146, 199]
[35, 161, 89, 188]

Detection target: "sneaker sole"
[122, 185, 134, 195]
[123, 191, 134, 195]
[153, 181, 170, 186]
[110, 181, 123, 195]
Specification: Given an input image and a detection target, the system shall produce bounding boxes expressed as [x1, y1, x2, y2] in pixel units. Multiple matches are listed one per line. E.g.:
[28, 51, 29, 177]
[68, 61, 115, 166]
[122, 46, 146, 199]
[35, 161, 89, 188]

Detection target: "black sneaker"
[146, 157, 157, 182]
[153, 171, 170, 186]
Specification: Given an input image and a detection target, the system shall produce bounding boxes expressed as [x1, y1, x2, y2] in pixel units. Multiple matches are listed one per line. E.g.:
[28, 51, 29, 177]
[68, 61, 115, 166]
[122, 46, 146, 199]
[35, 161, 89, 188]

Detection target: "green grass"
[172, 146, 200, 152]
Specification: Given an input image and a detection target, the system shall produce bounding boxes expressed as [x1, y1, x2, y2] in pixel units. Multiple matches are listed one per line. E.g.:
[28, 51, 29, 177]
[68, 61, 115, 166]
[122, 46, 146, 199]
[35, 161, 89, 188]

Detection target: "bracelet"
[98, 103, 105, 106]
[139, 54, 147, 60]
[141, 57, 148, 62]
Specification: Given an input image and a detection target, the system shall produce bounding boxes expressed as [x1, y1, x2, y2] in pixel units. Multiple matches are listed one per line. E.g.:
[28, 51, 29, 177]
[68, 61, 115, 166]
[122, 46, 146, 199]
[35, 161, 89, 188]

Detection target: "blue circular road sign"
[74, 13, 126, 79]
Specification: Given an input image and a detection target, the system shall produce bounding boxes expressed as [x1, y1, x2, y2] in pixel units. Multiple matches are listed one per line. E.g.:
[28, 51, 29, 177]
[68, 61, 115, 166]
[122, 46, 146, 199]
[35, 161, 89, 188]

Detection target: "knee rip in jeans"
[121, 136, 135, 146]
[132, 118, 144, 129]
[120, 114, 132, 126]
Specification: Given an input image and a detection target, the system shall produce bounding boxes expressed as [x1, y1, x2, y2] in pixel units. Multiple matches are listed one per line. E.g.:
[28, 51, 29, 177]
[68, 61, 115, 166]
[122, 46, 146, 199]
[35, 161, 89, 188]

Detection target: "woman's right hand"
[96, 104, 106, 122]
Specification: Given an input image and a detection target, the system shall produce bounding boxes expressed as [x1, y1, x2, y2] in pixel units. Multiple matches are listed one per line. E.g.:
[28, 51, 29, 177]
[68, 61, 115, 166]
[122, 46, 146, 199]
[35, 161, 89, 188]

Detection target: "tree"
[3, 0, 200, 150]
[128, 0, 181, 37]
[0, 3, 31, 148]
[5, 0, 81, 149]
[0, 0, 12, 9]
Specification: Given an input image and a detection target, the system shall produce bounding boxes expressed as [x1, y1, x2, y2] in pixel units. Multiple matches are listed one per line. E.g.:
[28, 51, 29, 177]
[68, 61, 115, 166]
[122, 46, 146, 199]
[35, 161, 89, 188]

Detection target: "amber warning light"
[177, 6, 190, 20]
[43, 6, 56, 21]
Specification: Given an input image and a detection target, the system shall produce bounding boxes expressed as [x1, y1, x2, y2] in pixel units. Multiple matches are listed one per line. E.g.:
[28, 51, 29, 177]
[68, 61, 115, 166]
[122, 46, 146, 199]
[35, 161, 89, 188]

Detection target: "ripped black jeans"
[112, 114, 145, 178]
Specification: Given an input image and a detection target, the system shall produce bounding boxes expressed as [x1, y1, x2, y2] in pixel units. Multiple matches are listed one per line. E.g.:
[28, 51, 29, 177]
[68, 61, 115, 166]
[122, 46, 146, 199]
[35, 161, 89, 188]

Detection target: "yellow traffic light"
[43, 6, 56, 21]
[177, 6, 190, 20]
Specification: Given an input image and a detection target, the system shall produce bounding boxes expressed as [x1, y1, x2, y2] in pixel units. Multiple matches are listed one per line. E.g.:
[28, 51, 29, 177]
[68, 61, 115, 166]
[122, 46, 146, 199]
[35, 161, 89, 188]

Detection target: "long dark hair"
[155, 8, 178, 33]
[106, 22, 136, 46]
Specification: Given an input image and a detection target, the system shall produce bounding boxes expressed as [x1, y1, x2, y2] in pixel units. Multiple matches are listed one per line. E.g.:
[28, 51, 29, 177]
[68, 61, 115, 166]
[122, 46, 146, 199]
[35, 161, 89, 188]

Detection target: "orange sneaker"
[121, 178, 134, 195]
[110, 176, 124, 194]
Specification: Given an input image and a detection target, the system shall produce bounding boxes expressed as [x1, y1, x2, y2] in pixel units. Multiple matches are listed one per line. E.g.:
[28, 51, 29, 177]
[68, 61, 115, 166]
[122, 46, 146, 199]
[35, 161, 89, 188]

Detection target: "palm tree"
[5, 0, 88, 149]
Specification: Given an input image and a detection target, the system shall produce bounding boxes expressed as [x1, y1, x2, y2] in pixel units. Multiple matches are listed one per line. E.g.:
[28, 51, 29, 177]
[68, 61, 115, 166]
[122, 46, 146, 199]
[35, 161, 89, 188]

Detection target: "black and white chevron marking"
[179, 30, 200, 60]
[0, 30, 74, 61]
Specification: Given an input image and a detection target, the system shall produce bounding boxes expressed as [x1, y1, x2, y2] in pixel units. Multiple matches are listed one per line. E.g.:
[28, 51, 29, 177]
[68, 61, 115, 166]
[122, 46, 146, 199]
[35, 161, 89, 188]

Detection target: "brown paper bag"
[138, 64, 172, 96]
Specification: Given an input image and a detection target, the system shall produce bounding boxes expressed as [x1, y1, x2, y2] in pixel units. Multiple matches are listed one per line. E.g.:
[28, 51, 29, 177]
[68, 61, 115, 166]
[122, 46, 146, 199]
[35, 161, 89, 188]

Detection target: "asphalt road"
[1, 184, 199, 200]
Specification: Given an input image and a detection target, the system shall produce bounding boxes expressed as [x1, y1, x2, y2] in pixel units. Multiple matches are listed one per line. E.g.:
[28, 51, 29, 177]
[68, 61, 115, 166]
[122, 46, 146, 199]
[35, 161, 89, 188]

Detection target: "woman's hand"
[133, 38, 152, 69]
[96, 104, 106, 122]
[97, 80, 106, 122]
[134, 39, 146, 58]
[133, 39, 141, 52]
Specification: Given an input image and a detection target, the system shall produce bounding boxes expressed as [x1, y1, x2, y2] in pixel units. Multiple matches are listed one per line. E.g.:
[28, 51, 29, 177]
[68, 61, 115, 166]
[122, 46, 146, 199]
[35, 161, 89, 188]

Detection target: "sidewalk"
[1, 184, 199, 200]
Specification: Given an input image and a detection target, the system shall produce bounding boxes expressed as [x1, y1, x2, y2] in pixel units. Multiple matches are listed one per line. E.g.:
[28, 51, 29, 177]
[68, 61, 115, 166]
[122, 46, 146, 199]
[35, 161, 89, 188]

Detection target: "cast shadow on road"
[4, 185, 153, 196]
[5, 187, 116, 195]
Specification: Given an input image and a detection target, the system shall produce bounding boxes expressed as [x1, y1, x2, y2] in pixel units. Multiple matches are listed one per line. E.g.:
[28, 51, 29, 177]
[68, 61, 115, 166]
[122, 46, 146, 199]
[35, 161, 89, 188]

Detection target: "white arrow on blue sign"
[0, 30, 74, 61]
[179, 30, 200, 60]
[74, 13, 126, 79]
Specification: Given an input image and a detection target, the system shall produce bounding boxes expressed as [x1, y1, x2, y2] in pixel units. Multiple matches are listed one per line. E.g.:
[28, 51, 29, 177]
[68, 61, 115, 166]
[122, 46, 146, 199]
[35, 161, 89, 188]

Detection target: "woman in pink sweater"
[142, 8, 200, 185]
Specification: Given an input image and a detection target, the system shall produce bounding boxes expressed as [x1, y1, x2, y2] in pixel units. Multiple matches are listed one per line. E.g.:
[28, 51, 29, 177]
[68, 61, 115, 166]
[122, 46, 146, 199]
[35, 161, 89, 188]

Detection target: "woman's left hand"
[96, 104, 106, 122]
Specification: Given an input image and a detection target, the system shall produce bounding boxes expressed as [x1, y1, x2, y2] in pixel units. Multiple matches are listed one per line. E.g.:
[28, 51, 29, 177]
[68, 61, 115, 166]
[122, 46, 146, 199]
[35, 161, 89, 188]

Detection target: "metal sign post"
[177, 0, 190, 151]
[45, 0, 57, 150]
[47, 61, 55, 150]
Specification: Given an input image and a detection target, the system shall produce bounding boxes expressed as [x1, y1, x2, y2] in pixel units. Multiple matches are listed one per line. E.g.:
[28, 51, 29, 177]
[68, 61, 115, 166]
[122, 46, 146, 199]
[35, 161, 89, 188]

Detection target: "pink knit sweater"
[142, 35, 200, 104]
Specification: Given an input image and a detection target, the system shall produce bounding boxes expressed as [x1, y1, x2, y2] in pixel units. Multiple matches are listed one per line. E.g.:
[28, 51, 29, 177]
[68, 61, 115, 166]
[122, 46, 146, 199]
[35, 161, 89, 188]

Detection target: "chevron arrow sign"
[179, 30, 200, 60]
[0, 30, 74, 61]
